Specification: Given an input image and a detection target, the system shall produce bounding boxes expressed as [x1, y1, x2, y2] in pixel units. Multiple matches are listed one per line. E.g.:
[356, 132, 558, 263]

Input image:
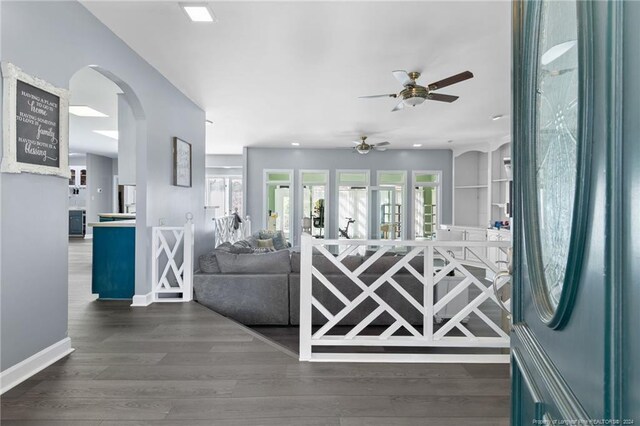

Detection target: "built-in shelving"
[453, 142, 511, 228]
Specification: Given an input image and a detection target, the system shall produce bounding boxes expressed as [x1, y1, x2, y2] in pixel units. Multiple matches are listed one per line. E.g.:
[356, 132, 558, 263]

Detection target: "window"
[300, 171, 328, 238]
[413, 171, 441, 240]
[337, 170, 369, 239]
[264, 170, 293, 242]
[206, 176, 243, 216]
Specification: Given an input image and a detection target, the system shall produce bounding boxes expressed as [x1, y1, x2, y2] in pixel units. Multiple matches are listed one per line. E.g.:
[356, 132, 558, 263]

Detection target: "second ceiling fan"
[360, 70, 474, 112]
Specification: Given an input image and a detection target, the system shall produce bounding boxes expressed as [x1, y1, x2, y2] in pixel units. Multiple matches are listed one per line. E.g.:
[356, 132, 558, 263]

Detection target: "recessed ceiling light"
[413, 144, 422, 148]
[492, 115, 503, 121]
[93, 130, 119, 140]
[181, 3, 216, 22]
[206, 120, 213, 125]
[291, 142, 300, 146]
[69, 105, 108, 117]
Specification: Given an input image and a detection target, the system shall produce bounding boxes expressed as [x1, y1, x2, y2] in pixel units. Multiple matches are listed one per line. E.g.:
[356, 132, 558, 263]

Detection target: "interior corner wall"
[245, 148, 453, 244]
[0, 1, 207, 373]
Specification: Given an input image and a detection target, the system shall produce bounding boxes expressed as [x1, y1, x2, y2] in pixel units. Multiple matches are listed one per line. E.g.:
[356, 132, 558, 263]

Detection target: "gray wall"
[245, 147, 453, 244]
[117, 94, 136, 186]
[206, 154, 242, 168]
[0, 1, 207, 372]
[86, 154, 114, 232]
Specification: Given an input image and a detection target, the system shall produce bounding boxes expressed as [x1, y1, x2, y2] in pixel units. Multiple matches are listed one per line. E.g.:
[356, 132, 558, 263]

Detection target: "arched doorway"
[67, 66, 145, 307]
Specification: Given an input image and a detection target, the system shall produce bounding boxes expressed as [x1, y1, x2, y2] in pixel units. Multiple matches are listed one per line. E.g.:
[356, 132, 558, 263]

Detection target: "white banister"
[299, 235, 512, 363]
[213, 214, 251, 247]
[151, 216, 194, 303]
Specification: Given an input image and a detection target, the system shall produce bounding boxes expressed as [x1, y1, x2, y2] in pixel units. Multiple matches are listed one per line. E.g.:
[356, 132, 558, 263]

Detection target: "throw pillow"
[257, 230, 288, 250]
[245, 235, 259, 248]
[257, 238, 275, 249]
[252, 247, 275, 254]
[215, 242, 233, 253]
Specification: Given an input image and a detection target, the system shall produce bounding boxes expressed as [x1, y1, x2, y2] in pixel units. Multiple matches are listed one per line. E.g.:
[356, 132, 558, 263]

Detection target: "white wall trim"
[131, 291, 153, 307]
[0, 337, 74, 395]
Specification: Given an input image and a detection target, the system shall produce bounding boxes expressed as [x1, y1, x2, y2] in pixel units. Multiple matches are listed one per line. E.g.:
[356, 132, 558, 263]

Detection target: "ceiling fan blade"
[392, 70, 415, 86]
[374, 141, 390, 147]
[353, 140, 362, 144]
[374, 147, 388, 152]
[391, 100, 405, 112]
[359, 94, 397, 99]
[427, 71, 474, 91]
[427, 93, 459, 103]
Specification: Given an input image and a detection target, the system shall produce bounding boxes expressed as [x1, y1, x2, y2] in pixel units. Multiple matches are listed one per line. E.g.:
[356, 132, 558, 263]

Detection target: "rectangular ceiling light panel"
[69, 105, 108, 117]
[181, 3, 216, 22]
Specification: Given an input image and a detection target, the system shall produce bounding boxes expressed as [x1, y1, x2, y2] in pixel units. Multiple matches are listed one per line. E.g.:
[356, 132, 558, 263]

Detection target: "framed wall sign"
[173, 137, 192, 187]
[1, 62, 70, 178]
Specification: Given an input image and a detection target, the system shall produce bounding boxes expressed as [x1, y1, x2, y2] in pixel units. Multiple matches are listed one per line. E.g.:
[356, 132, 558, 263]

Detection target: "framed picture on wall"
[1, 62, 70, 178]
[173, 137, 192, 187]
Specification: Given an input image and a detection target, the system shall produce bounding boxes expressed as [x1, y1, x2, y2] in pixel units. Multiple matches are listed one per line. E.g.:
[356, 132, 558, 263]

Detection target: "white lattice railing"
[299, 234, 512, 363]
[213, 214, 251, 248]
[151, 218, 194, 303]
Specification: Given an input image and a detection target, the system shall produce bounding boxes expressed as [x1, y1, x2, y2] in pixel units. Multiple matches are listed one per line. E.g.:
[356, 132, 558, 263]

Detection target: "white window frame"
[412, 170, 443, 240]
[263, 169, 294, 239]
[335, 169, 370, 239]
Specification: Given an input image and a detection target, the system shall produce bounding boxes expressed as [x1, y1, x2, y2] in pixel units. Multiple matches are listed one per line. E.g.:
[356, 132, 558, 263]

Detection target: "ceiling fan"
[360, 70, 474, 112]
[352, 136, 390, 155]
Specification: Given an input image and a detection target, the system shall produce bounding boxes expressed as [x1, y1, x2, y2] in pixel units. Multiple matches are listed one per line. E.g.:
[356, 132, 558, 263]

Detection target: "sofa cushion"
[216, 250, 292, 274]
[290, 252, 361, 274]
[198, 251, 221, 273]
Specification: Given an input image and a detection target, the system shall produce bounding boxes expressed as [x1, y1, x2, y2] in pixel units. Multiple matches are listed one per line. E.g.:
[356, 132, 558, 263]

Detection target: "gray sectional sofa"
[194, 243, 443, 326]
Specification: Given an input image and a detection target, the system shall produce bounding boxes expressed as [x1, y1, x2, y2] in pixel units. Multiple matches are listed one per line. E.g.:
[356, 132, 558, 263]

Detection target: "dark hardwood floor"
[1, 238, 510, 425]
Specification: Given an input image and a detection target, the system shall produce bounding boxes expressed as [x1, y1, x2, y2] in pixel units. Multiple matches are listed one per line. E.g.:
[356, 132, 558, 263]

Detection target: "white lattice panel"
[213, 215, 251, 247]
[299, 234, 512, 363]
[151, 219, 194, 303]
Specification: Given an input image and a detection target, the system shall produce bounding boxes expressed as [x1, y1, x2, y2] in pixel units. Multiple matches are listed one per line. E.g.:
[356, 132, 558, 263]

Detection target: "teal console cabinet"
[90, 221, 135, 299]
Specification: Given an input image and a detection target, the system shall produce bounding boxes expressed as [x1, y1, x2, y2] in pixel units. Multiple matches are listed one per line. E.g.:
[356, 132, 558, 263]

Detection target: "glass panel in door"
[266, 184, 291, 241]
[338, 186, 367, 239]
[414, 185, 437, 240]
[371, 186, 400, 240]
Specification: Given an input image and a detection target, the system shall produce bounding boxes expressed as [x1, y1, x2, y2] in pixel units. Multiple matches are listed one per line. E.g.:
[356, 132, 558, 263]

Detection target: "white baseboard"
[131, 292, 153, 307]
[0, 337, 74, 394]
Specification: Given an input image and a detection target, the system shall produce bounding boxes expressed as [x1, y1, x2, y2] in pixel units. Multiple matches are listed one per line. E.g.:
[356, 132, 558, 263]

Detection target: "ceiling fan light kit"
[351, 136, 390, 155]
[360, 69, 474, 112]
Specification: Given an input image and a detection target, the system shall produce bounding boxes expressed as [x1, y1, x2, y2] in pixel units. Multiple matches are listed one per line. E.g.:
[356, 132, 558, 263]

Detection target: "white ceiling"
[82, 1, 511, 154]
[69, 67, 121, 158]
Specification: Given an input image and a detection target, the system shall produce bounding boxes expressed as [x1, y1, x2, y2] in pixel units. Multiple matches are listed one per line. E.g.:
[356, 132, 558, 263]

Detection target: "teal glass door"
[511, 1, 638, 424]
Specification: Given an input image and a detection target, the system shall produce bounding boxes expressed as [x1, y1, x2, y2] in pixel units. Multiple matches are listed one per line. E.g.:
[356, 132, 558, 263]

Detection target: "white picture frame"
[1, 62, 70, 179]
